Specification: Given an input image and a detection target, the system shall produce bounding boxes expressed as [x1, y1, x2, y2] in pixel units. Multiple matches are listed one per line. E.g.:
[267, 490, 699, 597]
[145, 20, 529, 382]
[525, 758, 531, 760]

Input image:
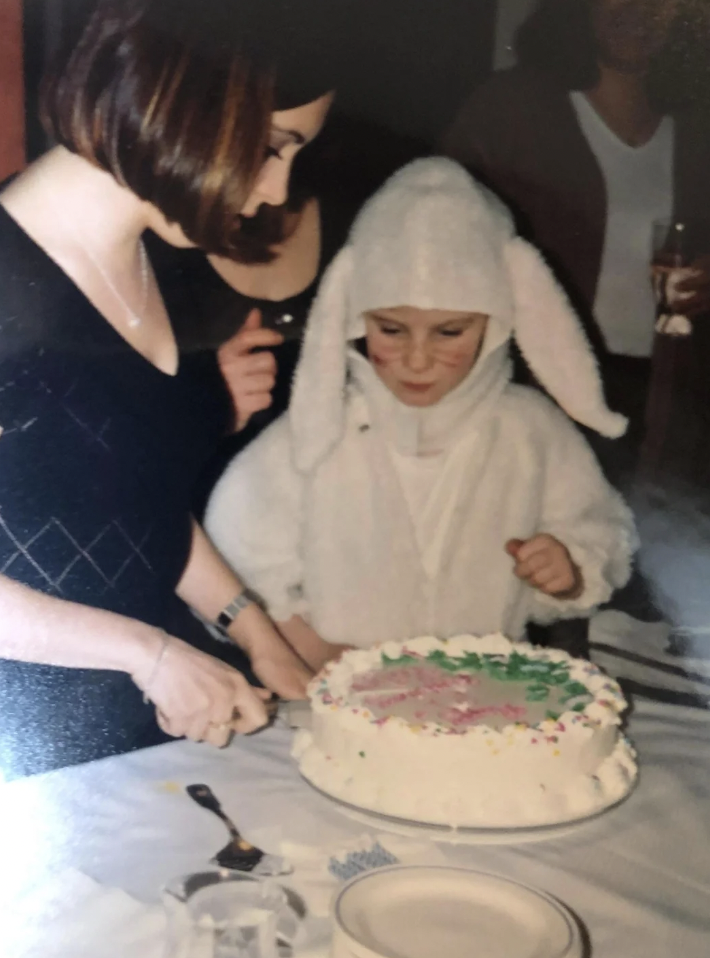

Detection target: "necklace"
[91, 237, 149, 329]
[71, 231, 150, 329]
[45, 189, 151, 329]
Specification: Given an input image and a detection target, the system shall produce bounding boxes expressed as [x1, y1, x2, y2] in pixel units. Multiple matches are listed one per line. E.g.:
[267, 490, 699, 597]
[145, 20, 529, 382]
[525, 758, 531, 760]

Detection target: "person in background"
[204, 160, 635, 669]
[0, 0, 348, 778]
[146, 111, 430, 516]
[442, 0, 710, 488]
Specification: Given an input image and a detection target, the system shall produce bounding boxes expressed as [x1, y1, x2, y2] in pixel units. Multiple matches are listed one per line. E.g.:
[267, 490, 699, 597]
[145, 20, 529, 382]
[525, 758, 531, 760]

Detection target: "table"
[0, 640, 709, 957]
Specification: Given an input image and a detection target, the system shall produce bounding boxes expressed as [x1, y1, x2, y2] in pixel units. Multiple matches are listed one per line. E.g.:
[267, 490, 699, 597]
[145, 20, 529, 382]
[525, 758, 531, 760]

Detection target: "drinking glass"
[162, 870, 298, 958]
[650, 218, 704, 336]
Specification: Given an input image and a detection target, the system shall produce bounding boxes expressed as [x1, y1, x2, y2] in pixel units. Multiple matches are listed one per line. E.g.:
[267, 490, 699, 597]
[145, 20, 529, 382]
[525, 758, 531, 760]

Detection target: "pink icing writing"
[438, 703, 527, 728]
[351, 664, 479, 694]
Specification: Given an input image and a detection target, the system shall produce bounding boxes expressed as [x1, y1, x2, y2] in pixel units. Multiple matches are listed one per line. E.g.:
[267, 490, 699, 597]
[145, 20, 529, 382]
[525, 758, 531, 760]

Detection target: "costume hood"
[291, 158, 626, 472]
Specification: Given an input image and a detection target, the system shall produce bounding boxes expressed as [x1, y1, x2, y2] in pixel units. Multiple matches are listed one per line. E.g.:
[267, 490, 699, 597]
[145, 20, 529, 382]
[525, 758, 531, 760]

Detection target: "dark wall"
[333, 0, 497, 142]
[0, 0, 26, 178]
[23, 0, 496, 160]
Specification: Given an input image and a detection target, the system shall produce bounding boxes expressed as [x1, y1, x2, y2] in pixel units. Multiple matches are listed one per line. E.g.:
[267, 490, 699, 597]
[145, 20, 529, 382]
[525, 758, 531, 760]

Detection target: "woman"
[442, 0, 710, 489]
[0, 0, 343, 778]
[145, 135, 355, 510]
[146, 112, 429, 516]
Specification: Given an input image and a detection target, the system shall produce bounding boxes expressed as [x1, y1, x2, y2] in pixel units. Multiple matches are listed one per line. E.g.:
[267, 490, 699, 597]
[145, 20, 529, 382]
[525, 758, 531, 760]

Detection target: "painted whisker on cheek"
[439, 354, 471, 368]
[370, 351, 394, 367]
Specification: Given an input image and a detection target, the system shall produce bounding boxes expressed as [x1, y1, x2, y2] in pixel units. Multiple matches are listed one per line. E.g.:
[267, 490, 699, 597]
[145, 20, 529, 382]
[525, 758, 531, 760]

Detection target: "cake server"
[186, 784, 292, 876]
[284, 699, 312, 730]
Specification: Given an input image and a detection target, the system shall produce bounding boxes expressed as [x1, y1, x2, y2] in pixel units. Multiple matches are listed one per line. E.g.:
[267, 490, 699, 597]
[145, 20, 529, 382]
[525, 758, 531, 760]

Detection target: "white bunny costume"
[206, 159, 636, 645]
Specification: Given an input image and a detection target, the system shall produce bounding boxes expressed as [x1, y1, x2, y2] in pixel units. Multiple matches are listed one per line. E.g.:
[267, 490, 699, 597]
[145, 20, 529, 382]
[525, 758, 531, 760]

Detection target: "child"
[205, 159, 636, 671]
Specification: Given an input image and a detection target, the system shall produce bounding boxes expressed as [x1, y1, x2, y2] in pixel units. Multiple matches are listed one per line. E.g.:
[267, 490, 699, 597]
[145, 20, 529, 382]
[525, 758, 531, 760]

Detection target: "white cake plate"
[333, 866, 586, 958]
[300, 771, 637, 846]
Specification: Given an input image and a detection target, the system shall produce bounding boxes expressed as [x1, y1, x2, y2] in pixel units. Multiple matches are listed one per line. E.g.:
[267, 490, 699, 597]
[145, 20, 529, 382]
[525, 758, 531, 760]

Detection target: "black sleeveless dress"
[0, 206, 233, 778]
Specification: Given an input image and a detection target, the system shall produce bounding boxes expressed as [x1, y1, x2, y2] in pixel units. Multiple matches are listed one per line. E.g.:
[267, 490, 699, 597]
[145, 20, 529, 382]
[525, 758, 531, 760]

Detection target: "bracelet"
[142, 631, 171, 704]
[215, 588, 263, 634]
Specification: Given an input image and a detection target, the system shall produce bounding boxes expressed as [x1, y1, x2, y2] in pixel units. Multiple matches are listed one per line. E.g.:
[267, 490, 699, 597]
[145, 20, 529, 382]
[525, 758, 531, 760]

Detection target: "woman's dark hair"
[42, 0, 290, 257]
[515, 0, 710, 112]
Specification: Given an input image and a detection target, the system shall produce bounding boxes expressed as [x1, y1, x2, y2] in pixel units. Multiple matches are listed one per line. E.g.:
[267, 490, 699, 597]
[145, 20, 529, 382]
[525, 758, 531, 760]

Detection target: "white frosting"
[293, 634, 637, 828]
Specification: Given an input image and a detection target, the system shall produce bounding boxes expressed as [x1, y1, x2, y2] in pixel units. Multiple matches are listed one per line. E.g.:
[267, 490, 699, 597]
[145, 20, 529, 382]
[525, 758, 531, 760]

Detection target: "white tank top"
[570, 90, 674, 357]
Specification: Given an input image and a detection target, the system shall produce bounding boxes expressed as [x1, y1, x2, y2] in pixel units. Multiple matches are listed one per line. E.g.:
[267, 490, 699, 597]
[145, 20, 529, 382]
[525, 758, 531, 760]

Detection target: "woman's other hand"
[217, 309, 283, 431]
[231, 604, 313, 700]
[506, 534, 584, 599]
[176, 523, 311, 700]
[302, 640, 352, 674]
[133, 632, 271, 744]
[277, 614, 353, 673]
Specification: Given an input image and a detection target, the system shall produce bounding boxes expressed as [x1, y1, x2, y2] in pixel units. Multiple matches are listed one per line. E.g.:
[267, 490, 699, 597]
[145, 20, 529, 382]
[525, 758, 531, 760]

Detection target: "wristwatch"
[215, 588, 263, 634]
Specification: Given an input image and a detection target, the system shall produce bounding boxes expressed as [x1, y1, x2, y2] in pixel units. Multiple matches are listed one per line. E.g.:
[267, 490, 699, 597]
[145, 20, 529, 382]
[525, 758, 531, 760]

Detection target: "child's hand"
[505, 535, 583, 599]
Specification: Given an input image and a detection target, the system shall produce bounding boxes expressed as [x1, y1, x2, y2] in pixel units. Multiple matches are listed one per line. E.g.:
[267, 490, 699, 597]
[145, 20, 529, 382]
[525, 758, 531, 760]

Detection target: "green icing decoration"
[545, 671, 569, 686]
[572, 702, 586, 712]
[560, 680, 590, 704]
[525, 685, 550, 702]
[457, 651, 483, 671]
[546, 710, 561, 721]
[379, 646, 591, 702]
[381, 652, 419, 668]
[424, 650, 449, 664]
[359, 751, 366, 758]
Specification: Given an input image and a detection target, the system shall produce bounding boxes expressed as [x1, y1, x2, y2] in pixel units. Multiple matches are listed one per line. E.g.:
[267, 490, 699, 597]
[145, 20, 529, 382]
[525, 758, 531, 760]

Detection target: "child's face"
[364, 306, 489, 407]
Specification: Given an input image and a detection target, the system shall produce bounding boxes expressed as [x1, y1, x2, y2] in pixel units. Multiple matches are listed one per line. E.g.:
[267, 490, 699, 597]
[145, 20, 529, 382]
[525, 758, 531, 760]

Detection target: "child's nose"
[405, 340, 433, 372]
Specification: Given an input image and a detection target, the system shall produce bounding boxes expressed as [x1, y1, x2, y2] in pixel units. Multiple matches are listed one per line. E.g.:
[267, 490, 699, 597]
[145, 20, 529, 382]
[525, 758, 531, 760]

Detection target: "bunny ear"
[290, 245, 356, 473]
[505, 237, 627, 438]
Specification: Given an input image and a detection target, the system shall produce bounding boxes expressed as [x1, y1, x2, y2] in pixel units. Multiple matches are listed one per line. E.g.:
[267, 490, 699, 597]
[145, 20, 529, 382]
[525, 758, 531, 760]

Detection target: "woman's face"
[591, 0, 680, 73]
[364, 306, 489, 407]
[145, 91, 333, 247]
[240, 91, 334, 216]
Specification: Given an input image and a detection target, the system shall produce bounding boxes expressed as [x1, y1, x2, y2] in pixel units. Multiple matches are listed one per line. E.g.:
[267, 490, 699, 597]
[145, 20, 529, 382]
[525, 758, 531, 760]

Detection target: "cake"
[293, 634, 637, 828]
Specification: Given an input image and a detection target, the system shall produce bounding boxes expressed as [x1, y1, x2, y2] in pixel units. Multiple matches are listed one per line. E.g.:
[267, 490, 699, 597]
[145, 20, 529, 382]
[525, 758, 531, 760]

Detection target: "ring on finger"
[209, 707, 242, 730]
[208, 720, 230, 731]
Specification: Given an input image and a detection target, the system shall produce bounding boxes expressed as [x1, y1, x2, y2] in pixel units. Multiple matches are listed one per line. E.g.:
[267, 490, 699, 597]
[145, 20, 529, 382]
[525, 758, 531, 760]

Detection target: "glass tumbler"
[162, 869, 298, 958]
[651, 218, 705, 336]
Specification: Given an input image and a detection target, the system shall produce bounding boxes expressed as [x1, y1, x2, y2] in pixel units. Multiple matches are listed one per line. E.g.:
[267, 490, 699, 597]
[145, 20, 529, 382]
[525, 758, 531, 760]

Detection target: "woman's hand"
[277, 614, 353, 673]
[231, 604, 313, 700]
[506, 534, 583, 599]
[176, 523, 311, 699]
[218, 309, 283, 431]
[132, 632, 272, 745]
[298, 640, 352, 674]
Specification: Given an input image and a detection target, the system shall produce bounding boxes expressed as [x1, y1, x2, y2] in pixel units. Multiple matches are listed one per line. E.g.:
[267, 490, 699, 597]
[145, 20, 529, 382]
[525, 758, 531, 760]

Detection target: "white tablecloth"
[0, 629, 709, 956]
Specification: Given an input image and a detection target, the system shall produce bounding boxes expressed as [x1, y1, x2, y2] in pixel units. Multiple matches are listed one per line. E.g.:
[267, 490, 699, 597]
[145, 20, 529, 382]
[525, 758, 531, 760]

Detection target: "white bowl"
[331, 865, 583, 958]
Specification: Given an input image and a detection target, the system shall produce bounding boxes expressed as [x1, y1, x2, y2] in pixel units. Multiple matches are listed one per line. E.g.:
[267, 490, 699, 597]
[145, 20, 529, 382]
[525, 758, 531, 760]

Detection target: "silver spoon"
[186, 784, 292, 876]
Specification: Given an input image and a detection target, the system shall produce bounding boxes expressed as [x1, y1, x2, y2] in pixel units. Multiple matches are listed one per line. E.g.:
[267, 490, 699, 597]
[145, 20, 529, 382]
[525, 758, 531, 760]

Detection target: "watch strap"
[216, 588, 262, 632]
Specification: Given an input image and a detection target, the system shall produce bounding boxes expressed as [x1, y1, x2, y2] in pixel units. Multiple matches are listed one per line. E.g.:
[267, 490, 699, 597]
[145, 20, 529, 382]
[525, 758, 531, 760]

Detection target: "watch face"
[218, 591, 255, 630]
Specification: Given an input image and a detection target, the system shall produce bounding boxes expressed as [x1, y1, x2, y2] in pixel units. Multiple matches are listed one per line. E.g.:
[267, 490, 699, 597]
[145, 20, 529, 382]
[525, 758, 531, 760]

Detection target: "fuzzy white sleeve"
[528, 405, 638, 623]
[204, 416, 307, 623]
